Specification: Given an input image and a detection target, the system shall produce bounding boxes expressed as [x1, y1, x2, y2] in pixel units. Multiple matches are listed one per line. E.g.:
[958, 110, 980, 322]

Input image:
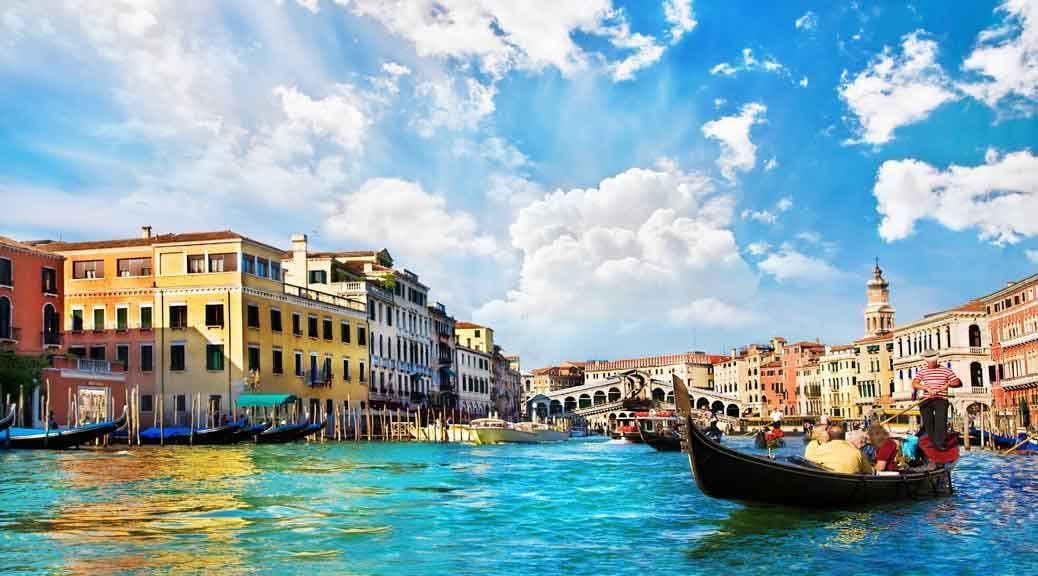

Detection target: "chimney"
[291, 234, 308, 286]
[141, 225, 152, 239]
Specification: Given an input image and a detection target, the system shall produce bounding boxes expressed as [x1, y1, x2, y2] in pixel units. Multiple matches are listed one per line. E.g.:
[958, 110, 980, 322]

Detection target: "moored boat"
[636, 411, 683, 452]
[472, 418, 568, 444]
[0, 405, 15, 435]
[255, 420, 309, 444]
[640, 428, 683, 452]
[5, 408, 127, 450]
[516, 421, 569, 442]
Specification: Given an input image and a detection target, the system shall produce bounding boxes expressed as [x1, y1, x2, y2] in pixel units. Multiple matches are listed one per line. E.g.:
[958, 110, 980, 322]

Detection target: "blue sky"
[1, 1, 1036, 367]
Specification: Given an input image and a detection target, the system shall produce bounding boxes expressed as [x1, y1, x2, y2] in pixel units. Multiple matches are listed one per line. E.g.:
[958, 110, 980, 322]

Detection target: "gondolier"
[912, 349, 962, 449]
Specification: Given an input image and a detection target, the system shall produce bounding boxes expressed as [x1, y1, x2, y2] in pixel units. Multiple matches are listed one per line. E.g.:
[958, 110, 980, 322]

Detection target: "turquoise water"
[1, 437, 1036, 575]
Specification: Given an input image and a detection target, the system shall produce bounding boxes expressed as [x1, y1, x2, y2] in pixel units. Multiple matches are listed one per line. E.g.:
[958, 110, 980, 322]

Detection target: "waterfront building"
[429, 302, 457, 409]
[0, 236, 64, 356]
[39, 229, 370, 428]
[980, 275, 1038, 430]
[853, 333, 894, 414]
[891, 300, 993, 415]
[520, 371, 535, 415]
[712, 355, 738, 398]
[584, 352, 716, 390]
[730, 340, 780, 417]
[796, 359, 822, 416]
[492, 349, 521, 419]
[456, 335, 492, 416]
[282, 241, 433, 409]
[760, 359, 785, 414]
[530, 361, 586, 395]
[818, 344, 857, 418]
[454, 321, 493, 353]
[780, 341, 826, 415]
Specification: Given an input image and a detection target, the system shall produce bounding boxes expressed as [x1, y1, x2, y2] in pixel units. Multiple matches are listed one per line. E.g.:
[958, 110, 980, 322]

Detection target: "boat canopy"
[236, 393, 297, 408]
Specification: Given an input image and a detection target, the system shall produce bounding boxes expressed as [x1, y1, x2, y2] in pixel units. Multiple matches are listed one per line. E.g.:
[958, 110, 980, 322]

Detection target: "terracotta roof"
[761, 360, 782, 368]
[710, 355, 732, 364]
[854, 333, 892, 344]
[455, 321, 487, 329]
[0, 235, 63, 258]
[830, 344, 855, 352]
[951, 300, 986, 313]
[790, 340, 826, 348]
[30, 230, 280, 253]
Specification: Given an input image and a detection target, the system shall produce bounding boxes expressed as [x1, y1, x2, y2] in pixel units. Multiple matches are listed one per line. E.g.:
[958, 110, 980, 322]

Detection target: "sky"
[1, 0, 1037, 368]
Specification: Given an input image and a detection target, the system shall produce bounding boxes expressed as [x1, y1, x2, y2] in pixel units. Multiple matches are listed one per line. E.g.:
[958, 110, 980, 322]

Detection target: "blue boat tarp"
[236, 393, 297, 408]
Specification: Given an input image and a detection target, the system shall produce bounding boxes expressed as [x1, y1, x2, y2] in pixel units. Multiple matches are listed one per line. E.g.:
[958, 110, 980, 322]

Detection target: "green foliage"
[0, 352, 48, 399]
[380, 274, 397, 292]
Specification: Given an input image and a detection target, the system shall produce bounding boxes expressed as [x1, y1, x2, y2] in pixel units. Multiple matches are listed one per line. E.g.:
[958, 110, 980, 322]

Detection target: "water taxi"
[471, 418, 568, 444]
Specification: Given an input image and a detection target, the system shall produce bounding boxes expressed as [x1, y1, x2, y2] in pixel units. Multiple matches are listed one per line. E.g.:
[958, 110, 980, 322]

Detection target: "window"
[322, 357, 332, 381]
[68, 346, 86, 358]
[41, 268, 57, 293]
[309, 270, 328, 284]
[169, 305, 188, 329]
[170, 343, 185, 371]
[140, 306, 152, 330]
[92, 308, 105, 331]
[117, 257, 152, 277]
[141, 394, 153, 412]
[248, 346, 260, 372]
[270, 261, 281, 281]
[0, 257, 10, 286]
[343, 358, 350, 380]
[206, 344, 224, 371]
[241, 254, 256, 274]
[294, 351, 303, 376]
[357, 326, 367, 347]
[140, 344, 153, 372]
[187, 254, 206, 274]
[271, 308, 282, 332]
[89, 345, 106, 360]
[116, 344, 129, 368]
[273, 349, 284, 374]
[323, 318, 333, 341]
[72, 309, 84, 331]
[208, 253, 237, 272]
[308, 315, 318, 338]
[246, 304, 260, 329]
[256, 258, 269, 278]
[359, 361, 366, 383]
[341, 322, 351, 343]
[175, 394, 187, 413]
[73, 260, 104, 279]
[292, 313, 302, 335]
[116, 307, 128, 331]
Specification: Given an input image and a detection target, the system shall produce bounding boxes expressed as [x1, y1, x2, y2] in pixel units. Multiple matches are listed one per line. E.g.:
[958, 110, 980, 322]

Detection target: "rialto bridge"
[525, 369, 742, 429]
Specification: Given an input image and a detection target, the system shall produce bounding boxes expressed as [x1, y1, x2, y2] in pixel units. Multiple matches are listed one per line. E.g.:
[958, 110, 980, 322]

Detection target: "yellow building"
[819, 344, 858, 418]
[455, 321, 494, 353]
[853, 334, 894, 416]
[41, 229, 369, 427]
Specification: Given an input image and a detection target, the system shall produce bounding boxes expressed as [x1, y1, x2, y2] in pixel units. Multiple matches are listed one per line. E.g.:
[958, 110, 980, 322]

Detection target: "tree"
[0, 352, 48, 404]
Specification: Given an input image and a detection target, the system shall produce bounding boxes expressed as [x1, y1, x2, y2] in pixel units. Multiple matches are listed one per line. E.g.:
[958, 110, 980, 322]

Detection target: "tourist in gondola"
[912, 349, 962, 449]
[765, 422, 784, 443]
[806, 424, 873, 475]
[804, 426, 829, 460]
[868, 424, 901, 472]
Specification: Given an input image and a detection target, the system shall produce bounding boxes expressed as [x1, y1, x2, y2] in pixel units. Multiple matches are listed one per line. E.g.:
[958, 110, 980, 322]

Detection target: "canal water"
[1, 437, 1035, 575]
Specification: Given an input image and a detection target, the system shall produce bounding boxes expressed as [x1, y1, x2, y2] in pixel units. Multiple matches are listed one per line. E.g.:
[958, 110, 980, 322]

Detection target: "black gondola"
[4, 408, 127, 450]
[255, 421, 308, 444]
[298, 419, 327, 440]
[639, 428, 683, 452]
[0, 405, 15, 435]
[233, 421, 271, 443]
[670, 374, 953, 508]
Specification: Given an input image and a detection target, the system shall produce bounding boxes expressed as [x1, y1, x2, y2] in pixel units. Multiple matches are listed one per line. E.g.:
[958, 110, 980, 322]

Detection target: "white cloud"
[742, 209, 777, 224]
[274, 84, 373, 153]
[702, 102, 767, 183]
[670, 297, 756, 328]
[960, 0, 1038, 114]
[746, 241, 772, 256]
[759, 249, 841, 282]
[874, 149, 1038, 245]
[764, 157, 779, 171]
[663, 0, 696, 44]
[799, 76, 809, 87]
[475, 162, 757, 365]
[795, 11, 818, 31]
[776, 196, 793, 211]
[335, 0, 671, 82]
[839, 30, 958, 145]
[710, 48, 787, 79]
[1024, 249, 1038, 263]
[323, 177, 498, 260]
[414, 76, 497, 137]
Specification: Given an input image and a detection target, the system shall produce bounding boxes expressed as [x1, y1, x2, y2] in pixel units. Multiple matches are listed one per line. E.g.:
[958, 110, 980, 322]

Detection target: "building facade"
[456, 343, 492, 416]
[780, 341, 826, 415]
[981, 275, 1038, 429]
[429, 302, 457, 408]
[0, 235, 64, 356]
[584, 352, 716, 390]
[530, 362, 586, 395]
[819, 344, 857, 418]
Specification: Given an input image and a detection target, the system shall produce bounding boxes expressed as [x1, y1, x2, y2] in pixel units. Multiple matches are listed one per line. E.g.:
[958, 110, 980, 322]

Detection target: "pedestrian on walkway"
[912, 349, 962, 449]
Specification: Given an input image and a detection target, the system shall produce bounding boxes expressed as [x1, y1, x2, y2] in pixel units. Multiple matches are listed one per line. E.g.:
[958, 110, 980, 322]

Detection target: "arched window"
[593, 391, 606, 405]
[607, 387, 621, 403]
[42, 303, 59, 345]
[970, 362, 983, 388]
[578, 394, 592, 409]
[0, 296, 10, 340]
[652, 388, 666, 402]
[968, 325, 982, 348]
[550, 400, 563, 415]
[564, 397, 577, 412]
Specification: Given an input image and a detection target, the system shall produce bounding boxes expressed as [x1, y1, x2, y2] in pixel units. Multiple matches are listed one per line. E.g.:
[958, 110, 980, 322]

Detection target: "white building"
[457, 344, 492, 416]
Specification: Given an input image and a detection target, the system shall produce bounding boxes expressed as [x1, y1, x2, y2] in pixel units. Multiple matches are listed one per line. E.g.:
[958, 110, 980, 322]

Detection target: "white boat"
[471, 418, 569, 444]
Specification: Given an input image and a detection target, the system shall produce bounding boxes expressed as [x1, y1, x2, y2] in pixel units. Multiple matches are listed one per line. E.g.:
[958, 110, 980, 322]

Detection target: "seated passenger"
[807, 425, 873, 475]
[804, 427, 829, 460]
[867, 424, 901, 471]
[765, 422, 785, 442]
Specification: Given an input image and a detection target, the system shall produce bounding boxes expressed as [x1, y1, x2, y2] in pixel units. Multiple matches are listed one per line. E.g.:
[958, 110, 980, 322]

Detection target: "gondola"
[753, 430, 785, 449]
[4, 408, 127, 450]
[297, 419, 327, 440]
[233, 421, 271, 443]
[255, 420, 309, 444]
[639, 428, 683, 452]
[669, 374, 952, 508]
[969, 428, 1038, 452]
[0, 405, 15, 435]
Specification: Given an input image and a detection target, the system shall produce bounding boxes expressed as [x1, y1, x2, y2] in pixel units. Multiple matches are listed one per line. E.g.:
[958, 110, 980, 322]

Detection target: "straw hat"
[921, 348, 939, 359]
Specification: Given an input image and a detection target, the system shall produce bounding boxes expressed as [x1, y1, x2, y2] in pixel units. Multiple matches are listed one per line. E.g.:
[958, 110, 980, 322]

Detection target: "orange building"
[760, 359, 785, 413]
[982, 275, 1038, 429]
[780, 341, 826, 415]
[0, 235, 63, 355]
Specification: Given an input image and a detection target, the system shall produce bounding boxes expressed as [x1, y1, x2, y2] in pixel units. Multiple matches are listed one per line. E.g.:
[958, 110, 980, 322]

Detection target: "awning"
[235, 393, 297, 408]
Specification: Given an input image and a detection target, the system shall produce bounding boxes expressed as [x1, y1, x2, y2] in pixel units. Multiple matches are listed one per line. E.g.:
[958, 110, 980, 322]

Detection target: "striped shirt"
[912, 366, 959, 399]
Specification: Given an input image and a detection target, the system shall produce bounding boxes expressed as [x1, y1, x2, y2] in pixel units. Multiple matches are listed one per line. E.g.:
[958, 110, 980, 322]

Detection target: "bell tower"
[864, 259, 895, 337]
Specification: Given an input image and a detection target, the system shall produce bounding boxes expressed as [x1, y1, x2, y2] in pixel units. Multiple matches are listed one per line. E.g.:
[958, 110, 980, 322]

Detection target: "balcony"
[0, 326, 20, 343]
[1000, 373, 1038, 391]
[75, 358, 115, 373]
[305, 370, 333, 388]
[1001, 331, 1038, 349]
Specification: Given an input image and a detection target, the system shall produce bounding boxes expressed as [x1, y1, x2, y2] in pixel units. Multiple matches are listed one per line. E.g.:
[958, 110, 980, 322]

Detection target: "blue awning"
[236, 393, 297, 408]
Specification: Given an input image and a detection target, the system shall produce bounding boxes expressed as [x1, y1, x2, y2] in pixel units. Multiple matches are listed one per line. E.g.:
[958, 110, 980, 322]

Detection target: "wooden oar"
[1001, 433, 1038, 455]
[877, 399, 923, 427]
